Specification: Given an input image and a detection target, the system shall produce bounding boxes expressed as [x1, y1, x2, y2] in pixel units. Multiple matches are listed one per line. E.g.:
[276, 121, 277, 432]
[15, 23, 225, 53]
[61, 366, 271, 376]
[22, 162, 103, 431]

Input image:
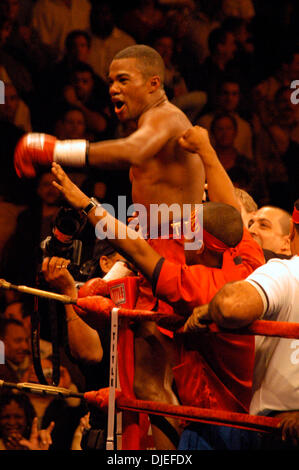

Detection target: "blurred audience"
[0, 390, 54, 450]
[42, 29, 93, 103]
[61, 62, 112, 140]
[0, 0, 53, 85]
[0, 171, 62, 289]
[22, 357, 85, 450]
[148, 28, 207, 122]
[221, 0, 255, 22]
[55, 106, 88, 140]
[198, 78, 253, 159]
[0, 318, 31, 382]
[0, 82, 32, 132]
[0, 11, 33, 103]
[87, 1, 136, 83]
[196, 26, 242, 111]
[119, 0, 165, 44]
[209, 113, 262, 203]
[31, 0, 91, 60]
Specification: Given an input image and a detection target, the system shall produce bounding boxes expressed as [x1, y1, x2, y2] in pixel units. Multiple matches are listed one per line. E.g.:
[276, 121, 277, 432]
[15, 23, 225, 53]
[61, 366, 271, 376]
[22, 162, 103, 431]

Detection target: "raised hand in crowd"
[5, 417, 54, 451]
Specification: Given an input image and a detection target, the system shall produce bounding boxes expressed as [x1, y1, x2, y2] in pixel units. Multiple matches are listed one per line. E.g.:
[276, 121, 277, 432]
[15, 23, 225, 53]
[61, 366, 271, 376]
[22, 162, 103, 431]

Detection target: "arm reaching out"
[51, 163, 161, 281]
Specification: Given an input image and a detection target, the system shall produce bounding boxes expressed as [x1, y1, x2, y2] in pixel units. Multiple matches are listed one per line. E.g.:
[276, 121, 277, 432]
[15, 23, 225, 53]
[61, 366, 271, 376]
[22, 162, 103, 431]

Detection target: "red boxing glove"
[14, 133, 88, 178]
[14, 133, 57, 178]
[74, 295, 115, 330]
[78, 278, 109, 298]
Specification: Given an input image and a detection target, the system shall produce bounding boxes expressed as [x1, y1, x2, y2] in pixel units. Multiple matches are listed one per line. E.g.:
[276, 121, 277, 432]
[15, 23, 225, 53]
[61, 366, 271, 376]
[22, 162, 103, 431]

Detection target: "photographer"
[42, 239, 132, 450]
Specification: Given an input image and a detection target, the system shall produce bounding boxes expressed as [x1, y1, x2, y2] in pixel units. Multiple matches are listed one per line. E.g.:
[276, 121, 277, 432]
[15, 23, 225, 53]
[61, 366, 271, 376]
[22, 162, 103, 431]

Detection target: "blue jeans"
[178, 423, 262, 450]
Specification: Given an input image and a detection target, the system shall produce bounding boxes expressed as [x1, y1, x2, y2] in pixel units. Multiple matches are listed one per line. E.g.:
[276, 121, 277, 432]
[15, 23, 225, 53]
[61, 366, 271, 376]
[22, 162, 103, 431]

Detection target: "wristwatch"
[82, 197, 98, 216]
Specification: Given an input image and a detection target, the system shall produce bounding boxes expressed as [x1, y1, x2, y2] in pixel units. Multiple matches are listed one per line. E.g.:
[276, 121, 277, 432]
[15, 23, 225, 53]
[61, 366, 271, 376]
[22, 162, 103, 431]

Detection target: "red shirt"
[154, 228, 265, 412]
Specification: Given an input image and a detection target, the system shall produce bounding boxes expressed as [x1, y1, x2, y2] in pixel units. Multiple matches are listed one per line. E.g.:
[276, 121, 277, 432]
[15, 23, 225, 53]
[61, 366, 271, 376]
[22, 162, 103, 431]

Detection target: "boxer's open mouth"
[114, 100, 125, 114]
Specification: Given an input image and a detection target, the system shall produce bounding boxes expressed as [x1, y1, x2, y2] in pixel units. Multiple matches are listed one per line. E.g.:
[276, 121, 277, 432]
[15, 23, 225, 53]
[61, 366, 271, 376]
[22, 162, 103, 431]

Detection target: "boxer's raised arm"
[14, 109, 175, 177]
[88, 114, 173, 168]
[178, 126, 240, 211]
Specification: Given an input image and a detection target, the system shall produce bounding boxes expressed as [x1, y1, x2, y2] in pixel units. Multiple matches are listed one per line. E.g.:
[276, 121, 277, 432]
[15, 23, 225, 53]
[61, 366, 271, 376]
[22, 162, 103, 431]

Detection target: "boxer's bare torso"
[129, 102, 204, 210]
[88, 58, 205, 220]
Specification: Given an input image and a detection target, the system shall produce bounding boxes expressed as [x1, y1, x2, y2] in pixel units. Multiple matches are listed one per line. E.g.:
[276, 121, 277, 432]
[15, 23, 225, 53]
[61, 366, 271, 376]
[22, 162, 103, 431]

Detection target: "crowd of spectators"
[0, 0, 298, 451]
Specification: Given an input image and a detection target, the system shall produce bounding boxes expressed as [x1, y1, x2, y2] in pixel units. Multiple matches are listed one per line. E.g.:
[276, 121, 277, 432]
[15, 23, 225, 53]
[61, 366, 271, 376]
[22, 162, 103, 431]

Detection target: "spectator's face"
[109, 58, 150, 122]
[219, 32, 236, 61]
[70, 35, 89, 62]
[276, 89, 295, 125]
[74, 71, 94, 100]
[248, 207, 291, 254]
[235, 24, 249, 45]
[154, 37, 173, 67]
[0, 401, 26, 440]
[219, 83, 240, 112]
[4, 302, 23, 322]
[63, 109, 86, 138]
[37, 172, 61, 205]
[0, 20, 12, 46]
[91, 4, 114, 38]
[1, 83, 19, 121]
[4, 324, 29, 366]
[212, 117, 237, 148]
[4, 0, 19, 21]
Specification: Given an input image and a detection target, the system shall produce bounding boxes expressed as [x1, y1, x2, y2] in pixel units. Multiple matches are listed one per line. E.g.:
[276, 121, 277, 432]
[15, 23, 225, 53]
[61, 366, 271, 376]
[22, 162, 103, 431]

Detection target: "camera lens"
[57, 215, 80, 237]
[55, 208, 82, 239]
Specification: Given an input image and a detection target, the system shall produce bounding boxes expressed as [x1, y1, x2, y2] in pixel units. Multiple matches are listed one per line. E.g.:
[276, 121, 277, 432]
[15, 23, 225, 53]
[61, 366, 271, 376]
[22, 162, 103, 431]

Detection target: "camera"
[40, 206, 87, 277]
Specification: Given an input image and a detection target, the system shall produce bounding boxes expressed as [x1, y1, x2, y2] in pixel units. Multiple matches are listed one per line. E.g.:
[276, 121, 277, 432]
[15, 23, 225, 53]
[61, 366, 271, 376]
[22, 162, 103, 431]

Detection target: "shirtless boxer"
[15, 46, 206, 449]
[14, 44, 205, 224]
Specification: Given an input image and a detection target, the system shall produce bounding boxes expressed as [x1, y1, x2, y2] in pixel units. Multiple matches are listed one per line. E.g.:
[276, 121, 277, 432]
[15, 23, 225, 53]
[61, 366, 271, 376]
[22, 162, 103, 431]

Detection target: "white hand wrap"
[103, 261, 133, 281]
[53, 140, 87, 167]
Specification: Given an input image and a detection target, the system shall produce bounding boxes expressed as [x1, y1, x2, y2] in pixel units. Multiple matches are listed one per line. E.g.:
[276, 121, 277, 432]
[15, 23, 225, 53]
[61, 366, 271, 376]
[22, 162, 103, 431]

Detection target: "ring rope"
[116, 396, 281, 433]
[111, 307, 299, 338]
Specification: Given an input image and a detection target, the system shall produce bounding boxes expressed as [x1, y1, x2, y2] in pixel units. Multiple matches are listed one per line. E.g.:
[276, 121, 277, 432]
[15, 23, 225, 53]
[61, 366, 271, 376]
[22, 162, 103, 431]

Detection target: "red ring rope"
[84, 389, 281, 434]
[115, 307, 299, 338]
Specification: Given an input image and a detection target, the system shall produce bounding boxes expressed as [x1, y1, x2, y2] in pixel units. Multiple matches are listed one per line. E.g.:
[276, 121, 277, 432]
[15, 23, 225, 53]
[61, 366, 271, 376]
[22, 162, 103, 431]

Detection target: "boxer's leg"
[133, 321, 182, 450]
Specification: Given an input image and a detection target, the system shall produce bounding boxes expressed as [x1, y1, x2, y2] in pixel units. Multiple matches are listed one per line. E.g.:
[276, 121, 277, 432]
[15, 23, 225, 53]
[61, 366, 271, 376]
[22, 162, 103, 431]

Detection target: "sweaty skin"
[87, 57, 205, 223]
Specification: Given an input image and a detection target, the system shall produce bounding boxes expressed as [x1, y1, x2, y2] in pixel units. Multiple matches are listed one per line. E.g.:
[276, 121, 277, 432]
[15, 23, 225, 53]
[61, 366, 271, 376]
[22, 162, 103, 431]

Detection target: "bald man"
[248, 205, 292, 259]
